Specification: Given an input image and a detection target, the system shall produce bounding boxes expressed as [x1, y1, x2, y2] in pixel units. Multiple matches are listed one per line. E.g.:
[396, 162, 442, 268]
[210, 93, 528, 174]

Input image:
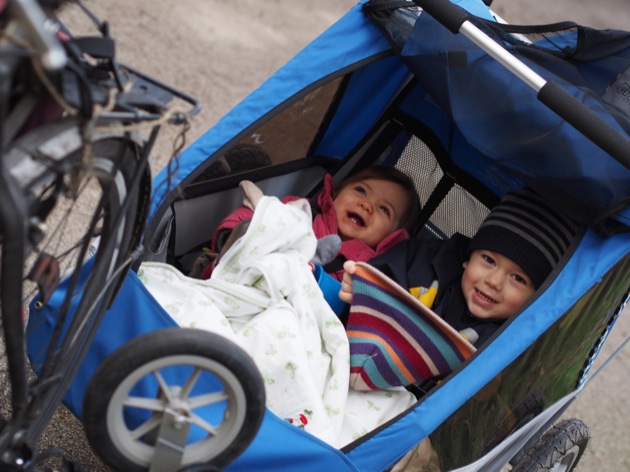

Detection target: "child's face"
[461, 249, 536, 320]
[333, 178, 408, 248]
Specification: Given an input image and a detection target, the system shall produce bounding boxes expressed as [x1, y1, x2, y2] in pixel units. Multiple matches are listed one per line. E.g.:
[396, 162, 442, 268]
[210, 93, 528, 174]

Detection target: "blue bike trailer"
[27, 0, 630, 470]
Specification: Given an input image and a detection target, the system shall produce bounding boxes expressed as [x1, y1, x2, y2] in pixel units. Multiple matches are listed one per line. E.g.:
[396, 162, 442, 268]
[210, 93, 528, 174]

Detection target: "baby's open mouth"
[347, 211, 365, 227]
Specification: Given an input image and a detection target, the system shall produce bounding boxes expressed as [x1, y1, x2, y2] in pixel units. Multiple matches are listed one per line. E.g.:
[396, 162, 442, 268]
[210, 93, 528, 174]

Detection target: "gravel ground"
[7, 0, 630, 470]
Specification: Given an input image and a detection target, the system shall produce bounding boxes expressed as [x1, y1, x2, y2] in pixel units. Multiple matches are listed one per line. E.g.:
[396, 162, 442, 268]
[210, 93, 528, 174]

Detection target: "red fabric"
[202, 174, 409, 280]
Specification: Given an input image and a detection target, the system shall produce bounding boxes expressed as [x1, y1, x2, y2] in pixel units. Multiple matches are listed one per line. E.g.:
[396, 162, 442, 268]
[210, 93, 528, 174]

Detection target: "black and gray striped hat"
[468, 188, 579, 288]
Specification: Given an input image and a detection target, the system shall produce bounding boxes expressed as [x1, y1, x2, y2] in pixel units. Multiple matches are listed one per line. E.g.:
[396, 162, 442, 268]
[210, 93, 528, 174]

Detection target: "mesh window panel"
[396, 136, 443, 207]
[395, 135, 489, 238]
[434, 185, 490, 238]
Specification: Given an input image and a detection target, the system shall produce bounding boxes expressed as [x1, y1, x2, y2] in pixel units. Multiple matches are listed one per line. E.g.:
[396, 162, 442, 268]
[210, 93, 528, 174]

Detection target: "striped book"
[347, 262, 476, 391]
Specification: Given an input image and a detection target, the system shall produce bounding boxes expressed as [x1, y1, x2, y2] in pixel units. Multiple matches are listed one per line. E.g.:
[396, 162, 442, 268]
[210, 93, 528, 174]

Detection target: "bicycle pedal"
[27, 252, 60, 307]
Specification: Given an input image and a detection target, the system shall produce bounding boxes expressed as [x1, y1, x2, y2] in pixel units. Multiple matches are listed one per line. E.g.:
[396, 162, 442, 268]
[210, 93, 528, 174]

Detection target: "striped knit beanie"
[468, 188, 579, 288]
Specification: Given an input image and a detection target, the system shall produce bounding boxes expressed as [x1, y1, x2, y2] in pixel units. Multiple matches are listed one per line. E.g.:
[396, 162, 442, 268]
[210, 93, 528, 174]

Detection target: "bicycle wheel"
[83, 328, 266, 472]
[511, 418, 590, 472]
[0, 117, 150, 446]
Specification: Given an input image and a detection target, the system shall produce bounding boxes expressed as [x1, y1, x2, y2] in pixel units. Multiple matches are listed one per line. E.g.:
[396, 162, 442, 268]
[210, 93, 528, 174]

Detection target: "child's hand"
[339, 260, 357, 304]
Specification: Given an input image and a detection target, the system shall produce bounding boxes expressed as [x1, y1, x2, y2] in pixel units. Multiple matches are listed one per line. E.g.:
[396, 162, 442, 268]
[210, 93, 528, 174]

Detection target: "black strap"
[441, 282, 467, 328]
[414, 173, 455, 236]
[73, 36, 116, 59]
[323, 255, 347, 274]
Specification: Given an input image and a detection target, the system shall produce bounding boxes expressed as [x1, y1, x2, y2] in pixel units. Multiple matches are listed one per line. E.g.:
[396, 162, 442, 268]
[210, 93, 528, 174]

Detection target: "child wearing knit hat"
[339, 187, 580, 347]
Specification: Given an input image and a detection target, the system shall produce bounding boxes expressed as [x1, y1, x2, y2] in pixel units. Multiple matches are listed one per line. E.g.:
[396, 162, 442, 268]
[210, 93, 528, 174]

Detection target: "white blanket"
[138, 195, 415, 448]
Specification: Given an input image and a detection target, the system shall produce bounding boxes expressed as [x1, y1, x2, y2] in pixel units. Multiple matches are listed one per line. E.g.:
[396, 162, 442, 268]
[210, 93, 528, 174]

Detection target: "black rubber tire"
[511, 418, 589, 472]
[83, 328, 266, 472]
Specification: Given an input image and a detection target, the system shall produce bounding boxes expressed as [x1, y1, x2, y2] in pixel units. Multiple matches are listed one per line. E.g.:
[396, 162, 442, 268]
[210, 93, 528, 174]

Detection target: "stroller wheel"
[511, 418, 589, 472]
[82, 328, 265, 472]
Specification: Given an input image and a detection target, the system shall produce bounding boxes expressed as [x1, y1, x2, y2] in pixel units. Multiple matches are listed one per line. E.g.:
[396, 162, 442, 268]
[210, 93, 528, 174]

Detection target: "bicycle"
[0, 0, 209, 469]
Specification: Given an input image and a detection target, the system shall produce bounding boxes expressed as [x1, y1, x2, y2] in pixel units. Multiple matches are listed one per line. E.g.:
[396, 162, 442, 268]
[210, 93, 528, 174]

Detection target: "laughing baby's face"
[333, 178, 407, 249]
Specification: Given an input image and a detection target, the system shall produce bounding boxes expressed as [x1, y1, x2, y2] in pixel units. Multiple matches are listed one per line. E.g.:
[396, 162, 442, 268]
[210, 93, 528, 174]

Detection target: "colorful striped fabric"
[347, 262, 476, 391]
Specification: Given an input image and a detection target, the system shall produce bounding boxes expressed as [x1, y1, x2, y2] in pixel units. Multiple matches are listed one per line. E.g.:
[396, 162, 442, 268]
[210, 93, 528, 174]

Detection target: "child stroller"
[26, 0, 630, 470]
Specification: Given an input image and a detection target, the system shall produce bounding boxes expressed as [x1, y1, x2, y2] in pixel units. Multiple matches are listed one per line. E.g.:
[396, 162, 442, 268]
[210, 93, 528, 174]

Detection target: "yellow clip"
[409, 280, 438, 309]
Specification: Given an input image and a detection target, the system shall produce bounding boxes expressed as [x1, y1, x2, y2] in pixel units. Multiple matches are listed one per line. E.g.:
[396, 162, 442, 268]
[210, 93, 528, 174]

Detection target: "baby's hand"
[339, 260, 357, 304]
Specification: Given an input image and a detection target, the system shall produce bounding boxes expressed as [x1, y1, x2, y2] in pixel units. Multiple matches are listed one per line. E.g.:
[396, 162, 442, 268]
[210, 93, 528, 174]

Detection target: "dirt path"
[33, 1, 630, 470]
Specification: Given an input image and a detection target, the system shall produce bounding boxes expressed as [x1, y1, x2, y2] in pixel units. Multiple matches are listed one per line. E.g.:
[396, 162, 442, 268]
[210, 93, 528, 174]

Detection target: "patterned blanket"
[139, 195, 415, 447]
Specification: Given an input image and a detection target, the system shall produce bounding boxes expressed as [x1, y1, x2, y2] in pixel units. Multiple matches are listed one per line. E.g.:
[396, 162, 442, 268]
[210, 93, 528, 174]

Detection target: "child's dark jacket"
[368, 233, 503, 347]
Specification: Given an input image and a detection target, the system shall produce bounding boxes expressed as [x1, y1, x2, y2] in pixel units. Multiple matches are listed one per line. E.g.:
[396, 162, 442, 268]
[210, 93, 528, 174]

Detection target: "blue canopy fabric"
[397, 13, 630, 228]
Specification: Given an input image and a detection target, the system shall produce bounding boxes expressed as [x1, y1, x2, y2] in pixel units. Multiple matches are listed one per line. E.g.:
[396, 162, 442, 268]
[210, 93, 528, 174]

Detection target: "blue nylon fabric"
[450, 0, 497, 21]
[397, 84, 525, 195]
[313, 56, 410, 158]
[400, 13, 630, 224]
[27, 267, 360, 470]
[226, 411, 360, 471]
[26, 264, 181, 417]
